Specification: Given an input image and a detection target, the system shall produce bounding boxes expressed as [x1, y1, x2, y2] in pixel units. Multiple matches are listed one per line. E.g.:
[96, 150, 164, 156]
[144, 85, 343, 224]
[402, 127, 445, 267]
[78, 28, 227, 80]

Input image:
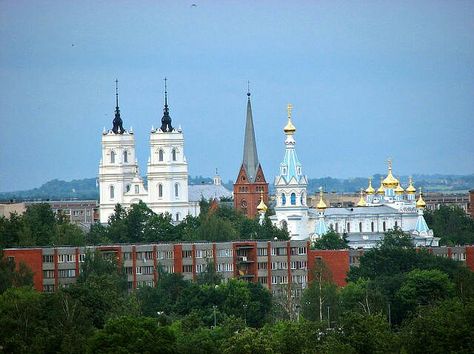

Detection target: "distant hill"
[1, 174, 473, 201]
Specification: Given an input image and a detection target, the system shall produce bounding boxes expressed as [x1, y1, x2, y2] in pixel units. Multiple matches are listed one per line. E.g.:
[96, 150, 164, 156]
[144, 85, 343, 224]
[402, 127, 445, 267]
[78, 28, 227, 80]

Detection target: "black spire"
[112, 79, 125, 134]
[160, 77, 173, 132]
[242, 84, 259, 182]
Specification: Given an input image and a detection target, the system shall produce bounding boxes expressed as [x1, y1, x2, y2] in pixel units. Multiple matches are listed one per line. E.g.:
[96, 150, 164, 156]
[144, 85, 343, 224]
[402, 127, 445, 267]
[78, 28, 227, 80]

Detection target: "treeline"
[0, 200, 288, 248]
[1, 233, 473, 353]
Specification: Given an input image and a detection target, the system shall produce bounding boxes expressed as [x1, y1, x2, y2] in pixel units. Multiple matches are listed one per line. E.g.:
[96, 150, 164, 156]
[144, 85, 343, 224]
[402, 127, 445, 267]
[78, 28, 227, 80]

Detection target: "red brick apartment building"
[4, 242, 474, 295]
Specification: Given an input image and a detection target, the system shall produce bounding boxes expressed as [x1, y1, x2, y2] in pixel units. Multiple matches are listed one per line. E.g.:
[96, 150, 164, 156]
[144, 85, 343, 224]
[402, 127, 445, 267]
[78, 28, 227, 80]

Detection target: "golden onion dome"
[356, 190, 367, 207]
[416, 189, 426, 209]
[365, 178, 375, 195]
[257, 194, 268, 212]
[284, 118, 296, 134]
[406, 177, 416, 194]
[377, 177, 385, 195]
[316, 188, 327, 210]
[382, 164, 399, 188]
[284, 103, 296, 134]
[394, 182, 404, 195]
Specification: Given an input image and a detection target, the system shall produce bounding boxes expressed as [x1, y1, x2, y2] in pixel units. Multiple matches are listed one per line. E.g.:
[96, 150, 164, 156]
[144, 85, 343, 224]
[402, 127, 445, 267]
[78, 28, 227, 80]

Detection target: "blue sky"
[1, 1, 473, 192]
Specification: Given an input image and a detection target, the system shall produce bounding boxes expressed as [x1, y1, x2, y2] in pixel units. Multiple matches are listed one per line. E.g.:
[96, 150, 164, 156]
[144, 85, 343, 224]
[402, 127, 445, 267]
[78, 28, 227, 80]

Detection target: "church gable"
[235, 164, 250, 185]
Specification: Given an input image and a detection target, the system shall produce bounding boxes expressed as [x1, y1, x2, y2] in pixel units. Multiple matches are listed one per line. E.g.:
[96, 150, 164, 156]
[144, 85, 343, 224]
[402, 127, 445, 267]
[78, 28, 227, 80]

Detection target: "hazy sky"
[1, 1, 473, 192]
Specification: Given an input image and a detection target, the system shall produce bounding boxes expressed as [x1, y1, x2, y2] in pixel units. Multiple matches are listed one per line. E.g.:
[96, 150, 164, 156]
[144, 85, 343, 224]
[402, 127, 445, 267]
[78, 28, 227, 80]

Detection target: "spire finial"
[115, 79, 119, 108]
[247, 80, 250, 97]
[160, 77, 173, 132]
[387, 157, 392, 171]
[287, 103, 293, 119]
[164, 77, 168, 106]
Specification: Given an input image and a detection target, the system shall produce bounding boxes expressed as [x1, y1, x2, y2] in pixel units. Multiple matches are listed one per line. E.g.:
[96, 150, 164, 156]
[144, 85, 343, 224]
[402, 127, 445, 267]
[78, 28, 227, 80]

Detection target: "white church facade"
[270, 104, 439, 249]
[98, 81, 199, 223]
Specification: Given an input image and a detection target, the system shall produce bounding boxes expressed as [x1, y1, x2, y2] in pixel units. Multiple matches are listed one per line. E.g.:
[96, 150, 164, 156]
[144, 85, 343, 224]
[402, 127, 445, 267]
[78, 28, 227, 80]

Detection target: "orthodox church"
[98, 80, 199, 223]
[270, 105, 439, 248]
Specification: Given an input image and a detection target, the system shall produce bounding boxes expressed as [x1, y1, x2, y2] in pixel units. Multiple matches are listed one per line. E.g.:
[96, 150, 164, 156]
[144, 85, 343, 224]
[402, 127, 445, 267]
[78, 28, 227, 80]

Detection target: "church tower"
[99, 80, 138, 223]
[146, 79, 193, 222]
[233, 89, 268, 218]
[273, 104, 309, 240]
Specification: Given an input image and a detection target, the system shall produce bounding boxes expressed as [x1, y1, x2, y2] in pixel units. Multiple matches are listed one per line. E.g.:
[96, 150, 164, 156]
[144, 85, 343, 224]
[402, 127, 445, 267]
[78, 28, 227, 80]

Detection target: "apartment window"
[143, 266, 154, 275]
[271, 247, 287, 256]
[258, 262, 268, 270]
[122, 252, 132, 261]
[257, 248, 268, 256]
[79, 254, 86, 263]
[182, 265, 193, 273]
[125, 267, 133, 275]
[460, 253, 466, 261]
[258, 276, 268, 284]
[196, 249, 213, 259]
[42, 255, 54, 263]
[217, 263, 233, 272]
[58, 269, 76, 278]
[280, 276, 288, 284]
[57, 254, 75, 263]
[136, 267, 142, 275]
[43, 284, 55, 292]
[196, 264, 206, 273]
[136, 252, 143, 260]
[144, 251, 153, 261]
[271, 276, 279, 284]
[217, 249, 233, 258]
[157, 250, 173, 259]
[43, 270, 55, 278]
[182, 250, 192, 258]
[298, 247, 307, 255]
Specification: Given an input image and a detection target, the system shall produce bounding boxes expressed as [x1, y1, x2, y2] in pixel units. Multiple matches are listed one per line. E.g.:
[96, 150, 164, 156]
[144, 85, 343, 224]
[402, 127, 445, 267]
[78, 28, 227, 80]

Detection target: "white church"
[98, 80, 200, 223]
[270, 104, 439, 248]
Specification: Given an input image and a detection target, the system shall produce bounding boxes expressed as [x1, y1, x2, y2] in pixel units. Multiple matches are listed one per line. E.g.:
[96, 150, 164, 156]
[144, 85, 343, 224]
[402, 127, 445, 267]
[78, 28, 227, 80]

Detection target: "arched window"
[158, 184, 163, 198]
[110, 151, 115, 163]
[281, 220, 288, 230]
[159, 149, 164, 162]
[383, 221, 386, 232]
[174, 183, 179, 198]
[172, 148, 177, 161]
[175, 213, 180, 222]
[281, 193, 286, 206]
[290, 193, 296, 205]
[123, 151, 128, 163]
[371, 222, 374, 232]
[126, 184, 131, 192]
[109, 185, 114, 199]
[347, 222, 351, 233]
[395, 221, 398, 228]
[135, 185, 139, 194]
[359, 222, 362, 233]
[335, 223, 339, 233]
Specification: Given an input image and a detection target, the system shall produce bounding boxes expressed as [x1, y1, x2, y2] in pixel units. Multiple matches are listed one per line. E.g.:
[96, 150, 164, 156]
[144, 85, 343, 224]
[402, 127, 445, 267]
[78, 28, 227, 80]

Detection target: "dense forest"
[1, 173, 473, 200]
[1, 231, 473, 353]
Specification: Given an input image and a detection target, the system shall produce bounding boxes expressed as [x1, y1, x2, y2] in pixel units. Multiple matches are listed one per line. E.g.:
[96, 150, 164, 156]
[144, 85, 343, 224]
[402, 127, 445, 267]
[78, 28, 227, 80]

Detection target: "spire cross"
[387, 157, 392, 171]
[287, 103, 293, 118]
[164, 77, 168, 106]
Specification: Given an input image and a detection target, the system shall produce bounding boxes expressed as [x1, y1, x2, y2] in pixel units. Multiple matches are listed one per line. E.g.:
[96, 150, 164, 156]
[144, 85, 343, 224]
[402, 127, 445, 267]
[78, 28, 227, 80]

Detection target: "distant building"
[98, 80, 199, 223]
[0, 202, 26, 218]
[233, 90, 268, 218]
[26, 200, 99, 228]
[188, 171, 233, 202]
[4, 242, 474, 294]
[469, 190, 474, 219]
[423, 192, 469, 213]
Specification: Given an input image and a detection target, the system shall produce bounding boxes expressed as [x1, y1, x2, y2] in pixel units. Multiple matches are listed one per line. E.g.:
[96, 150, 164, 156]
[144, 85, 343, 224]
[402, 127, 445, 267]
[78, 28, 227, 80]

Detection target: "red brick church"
[233, 91, 268, 218]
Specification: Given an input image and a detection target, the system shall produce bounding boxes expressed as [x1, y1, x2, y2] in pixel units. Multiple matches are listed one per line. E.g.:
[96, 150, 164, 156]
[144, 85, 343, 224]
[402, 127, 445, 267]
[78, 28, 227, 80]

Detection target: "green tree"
[425, 205, 474, 245]
[0, 250, 33, 294]
[401, 298, 474, 354]
[88, 316, 176, 354]
[378, 227, 414, 249]
[19, 203, 57, 246]
[0, 213, 23, 247]
[220, 327, 273, 354]
[339, 278, 386, 316]
[313, 229, 348, 250]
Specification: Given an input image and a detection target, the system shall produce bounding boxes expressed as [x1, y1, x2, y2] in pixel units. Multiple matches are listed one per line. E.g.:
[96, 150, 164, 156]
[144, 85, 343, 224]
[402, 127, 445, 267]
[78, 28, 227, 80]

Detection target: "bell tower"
[99, 80, 138, 223]
[233, 88, 268, 218]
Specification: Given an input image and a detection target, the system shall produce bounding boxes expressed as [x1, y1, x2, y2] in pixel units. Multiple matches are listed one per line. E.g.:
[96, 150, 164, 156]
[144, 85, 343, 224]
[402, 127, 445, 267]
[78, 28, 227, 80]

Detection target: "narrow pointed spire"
[112, 79, 125, 134]
[160, 77, 173, 132]
[242, 86, 259, 182]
